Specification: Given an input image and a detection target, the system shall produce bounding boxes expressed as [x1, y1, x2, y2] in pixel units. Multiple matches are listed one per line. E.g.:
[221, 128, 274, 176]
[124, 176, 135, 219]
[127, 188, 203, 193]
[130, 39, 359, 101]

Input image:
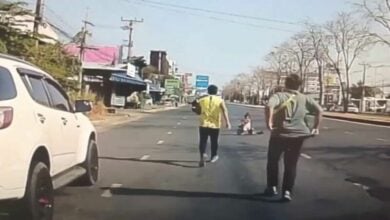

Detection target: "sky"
[20, 0, 389, 89]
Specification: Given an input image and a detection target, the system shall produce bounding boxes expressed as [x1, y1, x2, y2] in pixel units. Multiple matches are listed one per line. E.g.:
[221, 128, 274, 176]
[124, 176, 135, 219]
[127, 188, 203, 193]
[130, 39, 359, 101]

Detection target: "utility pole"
[78, 13, 95, 95]
[33, 0, 43, 35]
[121, 17, 143, 62]
[359, 63, 369, 112]
[33, 0, 44, 47]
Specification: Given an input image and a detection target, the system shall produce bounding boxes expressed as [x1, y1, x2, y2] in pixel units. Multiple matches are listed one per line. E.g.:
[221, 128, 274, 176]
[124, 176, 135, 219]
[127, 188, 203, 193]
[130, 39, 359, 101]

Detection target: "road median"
[228, 102, 390, 126]
[323, 112, 390, 126]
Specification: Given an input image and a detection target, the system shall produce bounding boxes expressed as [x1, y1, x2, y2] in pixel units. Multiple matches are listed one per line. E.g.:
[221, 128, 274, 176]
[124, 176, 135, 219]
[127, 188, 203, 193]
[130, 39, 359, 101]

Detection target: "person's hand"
[267, 122, 274, 131]
[226, 122, 232, 130]
[311, 128, 320, 136]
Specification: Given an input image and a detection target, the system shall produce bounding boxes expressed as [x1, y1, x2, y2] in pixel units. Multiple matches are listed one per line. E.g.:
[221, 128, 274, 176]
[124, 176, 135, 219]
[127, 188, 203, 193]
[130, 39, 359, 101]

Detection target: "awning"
[109, 73, 146, 86]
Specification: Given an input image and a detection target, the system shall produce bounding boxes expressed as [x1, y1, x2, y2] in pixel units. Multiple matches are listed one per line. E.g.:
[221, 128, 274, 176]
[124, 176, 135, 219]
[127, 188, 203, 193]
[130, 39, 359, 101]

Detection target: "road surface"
[53, 104, 390, 220]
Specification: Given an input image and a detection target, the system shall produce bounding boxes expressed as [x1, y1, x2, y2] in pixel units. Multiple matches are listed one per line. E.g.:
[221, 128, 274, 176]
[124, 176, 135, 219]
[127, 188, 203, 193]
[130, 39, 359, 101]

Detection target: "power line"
[132, 0, 299, 26]
[124, 0, 295, 33]
[44, 6, 78, 32]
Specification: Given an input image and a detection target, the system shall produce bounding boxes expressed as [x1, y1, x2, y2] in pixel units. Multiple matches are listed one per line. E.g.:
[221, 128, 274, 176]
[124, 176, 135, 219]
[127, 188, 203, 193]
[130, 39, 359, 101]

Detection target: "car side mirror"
[75, 100, 92, 113]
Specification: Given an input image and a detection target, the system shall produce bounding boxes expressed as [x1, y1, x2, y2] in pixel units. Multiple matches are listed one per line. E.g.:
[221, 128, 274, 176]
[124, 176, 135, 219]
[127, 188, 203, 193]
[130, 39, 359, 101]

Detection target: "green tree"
[0, 1, 80, 91]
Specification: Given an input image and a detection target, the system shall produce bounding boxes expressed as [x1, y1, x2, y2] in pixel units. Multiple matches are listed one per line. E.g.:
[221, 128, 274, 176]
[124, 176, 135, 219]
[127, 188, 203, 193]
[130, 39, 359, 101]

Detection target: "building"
[0, 1, 59, 44]
[65, 44, 146, 107]
[150, 50, 169, 75]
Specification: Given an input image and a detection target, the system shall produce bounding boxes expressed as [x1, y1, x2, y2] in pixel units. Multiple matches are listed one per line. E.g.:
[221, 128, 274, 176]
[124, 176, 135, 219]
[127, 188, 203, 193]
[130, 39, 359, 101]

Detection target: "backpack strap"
[274, 94, 296, 115]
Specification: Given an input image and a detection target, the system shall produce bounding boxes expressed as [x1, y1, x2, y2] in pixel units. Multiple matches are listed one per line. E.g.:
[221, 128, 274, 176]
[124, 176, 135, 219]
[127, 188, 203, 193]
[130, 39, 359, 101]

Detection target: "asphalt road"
[53, 104, 390, 220]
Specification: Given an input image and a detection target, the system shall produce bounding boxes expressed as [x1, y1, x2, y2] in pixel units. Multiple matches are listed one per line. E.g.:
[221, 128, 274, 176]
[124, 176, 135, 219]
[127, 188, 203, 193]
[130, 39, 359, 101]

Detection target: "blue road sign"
[196, 75, 209, 81]
[196, 80, 209, 88]
[196, 75, 209, 88]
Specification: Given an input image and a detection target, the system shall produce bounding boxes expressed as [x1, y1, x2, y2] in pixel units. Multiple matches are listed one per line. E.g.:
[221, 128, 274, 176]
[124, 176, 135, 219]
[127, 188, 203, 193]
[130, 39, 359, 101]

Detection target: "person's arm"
[220, 101, 231, 129]
[307, 97, 323, 135]
[265, 94, 279, 130]
[265, 106, 274, 130]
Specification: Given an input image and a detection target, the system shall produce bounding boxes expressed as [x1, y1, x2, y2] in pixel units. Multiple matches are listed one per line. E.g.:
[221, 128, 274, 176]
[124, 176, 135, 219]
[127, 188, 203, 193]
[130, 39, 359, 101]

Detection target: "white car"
[0, 54, 98, 220]
[331, 104, 359, 113]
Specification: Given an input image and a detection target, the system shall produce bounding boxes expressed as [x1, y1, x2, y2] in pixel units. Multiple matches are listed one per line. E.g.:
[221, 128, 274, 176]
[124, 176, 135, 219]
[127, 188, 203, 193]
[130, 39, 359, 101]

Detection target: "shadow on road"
[100, 187, 285, 203]
[99, 156, 200, 168]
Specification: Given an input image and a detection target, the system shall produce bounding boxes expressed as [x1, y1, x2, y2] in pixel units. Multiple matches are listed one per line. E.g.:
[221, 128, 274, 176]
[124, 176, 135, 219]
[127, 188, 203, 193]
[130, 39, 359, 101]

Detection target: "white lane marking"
[140, 155, 150, 161]
[101, 189, 112, 198]
[322, 126, 329, 130]
[376, 138, 388, 142]
[300, 153, 312, 159]
[344, 131, 354, 135]
[167, 131, 173, 135]
[177, 122, 181, 125]
[325, 118, 390, 129]
[157, 140, 164, 145]
[111, 183, 122, 188]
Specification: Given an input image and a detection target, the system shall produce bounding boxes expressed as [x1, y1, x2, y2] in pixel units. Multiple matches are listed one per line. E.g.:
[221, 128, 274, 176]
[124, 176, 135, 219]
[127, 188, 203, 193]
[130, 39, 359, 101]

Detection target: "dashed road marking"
[300, 153, 312, 159]
[322, 126, 329, 130]
[157, 140, 164, 145]
[376, 138, 388, 142]
[344, 131, 354, 135]
[111, 183, 122, 188]
[177, 122, 181, 125]
[167, 131, 173, 135]
[140, 155, 150, 161]
[101, 189, 112, 198]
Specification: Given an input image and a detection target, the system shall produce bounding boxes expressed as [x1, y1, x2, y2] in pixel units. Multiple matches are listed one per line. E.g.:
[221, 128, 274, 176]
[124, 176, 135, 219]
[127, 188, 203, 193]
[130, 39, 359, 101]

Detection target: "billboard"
[165, 79, 181, 95]
[196, 75, 209, 88]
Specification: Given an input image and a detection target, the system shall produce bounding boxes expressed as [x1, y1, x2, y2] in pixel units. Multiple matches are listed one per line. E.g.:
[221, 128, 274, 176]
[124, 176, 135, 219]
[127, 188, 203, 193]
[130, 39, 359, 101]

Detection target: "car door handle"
[37, 113, 46, 124]
[61, 117, 68, 125]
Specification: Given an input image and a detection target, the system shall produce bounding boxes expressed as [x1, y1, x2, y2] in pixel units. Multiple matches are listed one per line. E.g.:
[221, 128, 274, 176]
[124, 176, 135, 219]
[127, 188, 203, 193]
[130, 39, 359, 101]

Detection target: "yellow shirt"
[199, 95, 223, 129]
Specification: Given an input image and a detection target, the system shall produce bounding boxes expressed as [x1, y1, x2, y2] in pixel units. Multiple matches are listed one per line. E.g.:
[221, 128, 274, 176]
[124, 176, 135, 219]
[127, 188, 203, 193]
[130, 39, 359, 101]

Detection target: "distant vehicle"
[0, 54, 98, 220]
[331, 103, 359, 113]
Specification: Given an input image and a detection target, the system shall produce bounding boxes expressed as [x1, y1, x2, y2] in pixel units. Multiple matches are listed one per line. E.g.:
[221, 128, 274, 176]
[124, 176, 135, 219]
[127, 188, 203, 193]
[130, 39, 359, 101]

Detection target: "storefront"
[82, 65, 146, 107]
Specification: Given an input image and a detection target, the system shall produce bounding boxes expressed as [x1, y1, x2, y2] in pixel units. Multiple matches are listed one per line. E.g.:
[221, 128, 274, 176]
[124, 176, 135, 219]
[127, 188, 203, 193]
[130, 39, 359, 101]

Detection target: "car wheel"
[76, 140, 99, 186]
[11, 162, 54, 220]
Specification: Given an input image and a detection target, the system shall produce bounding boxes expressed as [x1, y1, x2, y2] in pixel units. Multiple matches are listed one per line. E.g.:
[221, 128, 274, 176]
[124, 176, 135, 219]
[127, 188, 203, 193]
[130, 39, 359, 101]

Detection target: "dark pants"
[267, 136, 305, 192]
[199, 127, 220, 158]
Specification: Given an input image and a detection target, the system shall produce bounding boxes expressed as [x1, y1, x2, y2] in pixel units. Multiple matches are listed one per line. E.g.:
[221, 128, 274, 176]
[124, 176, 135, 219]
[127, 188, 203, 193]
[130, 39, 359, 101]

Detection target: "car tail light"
[0, 107, 13, 129]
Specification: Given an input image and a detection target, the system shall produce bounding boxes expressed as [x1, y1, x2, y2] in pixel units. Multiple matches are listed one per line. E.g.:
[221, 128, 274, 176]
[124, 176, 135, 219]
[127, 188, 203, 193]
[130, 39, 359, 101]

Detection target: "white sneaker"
[210, 155, 219, 163]
[282, 191, 292, 202]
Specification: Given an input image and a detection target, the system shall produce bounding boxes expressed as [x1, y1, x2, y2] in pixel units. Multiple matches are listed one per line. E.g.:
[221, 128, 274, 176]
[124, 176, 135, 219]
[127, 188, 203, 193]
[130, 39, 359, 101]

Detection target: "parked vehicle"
[330, 103, 359, 113]
[0, 54, 98, 220]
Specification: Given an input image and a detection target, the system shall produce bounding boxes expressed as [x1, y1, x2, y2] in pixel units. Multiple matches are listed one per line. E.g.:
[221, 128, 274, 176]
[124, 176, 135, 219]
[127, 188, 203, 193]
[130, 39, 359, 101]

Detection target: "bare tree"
[306, 24, 326, 105]
[322, 12, 373, 111]
[286, 33, 315, 92]
[265, 46, 290, 86]
[355, 0, 390, 46]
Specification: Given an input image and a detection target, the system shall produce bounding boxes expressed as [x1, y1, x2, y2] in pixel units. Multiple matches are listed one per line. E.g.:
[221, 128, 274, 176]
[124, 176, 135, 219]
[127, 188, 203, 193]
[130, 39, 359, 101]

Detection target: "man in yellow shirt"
[198, 85, 231, 167]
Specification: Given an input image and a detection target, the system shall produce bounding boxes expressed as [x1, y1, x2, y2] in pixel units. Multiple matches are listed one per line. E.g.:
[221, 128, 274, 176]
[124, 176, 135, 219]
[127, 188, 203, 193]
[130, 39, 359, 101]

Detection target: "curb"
[228, 103, 265, 109]
[228, 103, 390, 126]
[323, 114, 390, 126]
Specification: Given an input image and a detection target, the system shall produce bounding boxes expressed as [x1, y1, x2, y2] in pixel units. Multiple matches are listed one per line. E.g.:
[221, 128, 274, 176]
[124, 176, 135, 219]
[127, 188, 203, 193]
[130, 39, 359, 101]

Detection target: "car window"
[45, 80, 71, 112]
[0, 67, 17, 101]
[24, 75, 50, 106]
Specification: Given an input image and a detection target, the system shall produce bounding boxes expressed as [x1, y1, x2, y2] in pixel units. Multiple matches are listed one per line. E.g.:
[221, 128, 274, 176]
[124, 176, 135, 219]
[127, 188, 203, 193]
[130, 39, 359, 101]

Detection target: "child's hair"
[244, 112, 251, 119]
